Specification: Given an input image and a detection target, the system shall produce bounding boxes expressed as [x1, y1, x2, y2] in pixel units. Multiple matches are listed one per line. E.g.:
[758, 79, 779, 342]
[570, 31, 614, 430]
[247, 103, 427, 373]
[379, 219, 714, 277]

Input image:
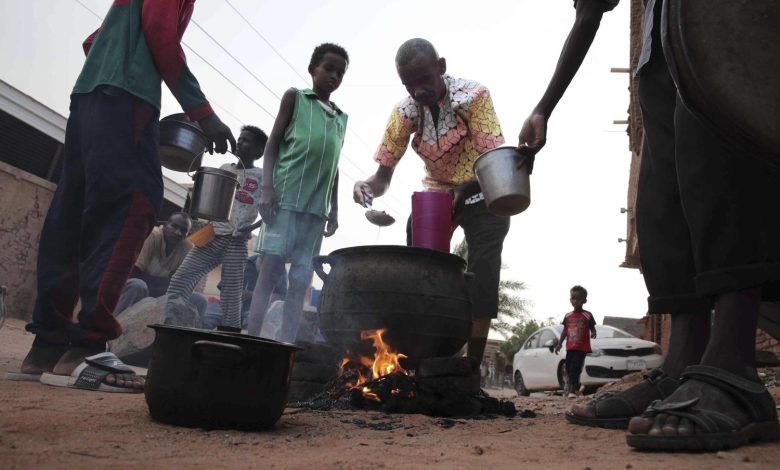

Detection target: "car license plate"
[626, 359, 646, 370]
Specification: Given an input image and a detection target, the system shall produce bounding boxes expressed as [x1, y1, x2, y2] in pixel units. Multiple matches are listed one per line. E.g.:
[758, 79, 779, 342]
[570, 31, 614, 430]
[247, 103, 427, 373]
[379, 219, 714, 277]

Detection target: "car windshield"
[595, 326, 633, 338]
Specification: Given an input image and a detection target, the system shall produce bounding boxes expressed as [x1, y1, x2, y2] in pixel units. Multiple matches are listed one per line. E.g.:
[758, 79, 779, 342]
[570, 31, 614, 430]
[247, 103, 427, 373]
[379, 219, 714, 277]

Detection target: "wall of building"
[0, 161, 55, 320]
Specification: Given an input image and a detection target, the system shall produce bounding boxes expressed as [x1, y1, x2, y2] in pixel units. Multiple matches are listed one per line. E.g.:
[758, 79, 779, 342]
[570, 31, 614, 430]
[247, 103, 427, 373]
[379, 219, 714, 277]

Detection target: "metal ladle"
[364, 201, 395, 227]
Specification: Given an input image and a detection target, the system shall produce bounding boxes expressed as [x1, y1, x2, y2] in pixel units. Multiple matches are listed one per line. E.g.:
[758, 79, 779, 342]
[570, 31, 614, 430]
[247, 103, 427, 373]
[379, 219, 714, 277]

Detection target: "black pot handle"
[312, 255, 332, 282]
[192, 340, 245, 365]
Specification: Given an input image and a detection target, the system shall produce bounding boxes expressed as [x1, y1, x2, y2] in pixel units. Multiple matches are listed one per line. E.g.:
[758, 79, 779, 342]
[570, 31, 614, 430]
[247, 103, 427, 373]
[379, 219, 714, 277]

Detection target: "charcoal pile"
[295, 357, 516, 418]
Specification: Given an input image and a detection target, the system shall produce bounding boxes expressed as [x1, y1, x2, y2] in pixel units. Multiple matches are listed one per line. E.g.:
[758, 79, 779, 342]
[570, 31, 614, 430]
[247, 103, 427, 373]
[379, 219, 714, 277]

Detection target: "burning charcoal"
[417, 356, 479, 378]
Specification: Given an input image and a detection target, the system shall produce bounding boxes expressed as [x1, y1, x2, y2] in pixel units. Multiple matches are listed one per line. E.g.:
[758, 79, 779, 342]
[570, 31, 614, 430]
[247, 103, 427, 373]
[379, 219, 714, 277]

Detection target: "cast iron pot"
[314, 245, 473, 368]
[144, 324, 300, 430]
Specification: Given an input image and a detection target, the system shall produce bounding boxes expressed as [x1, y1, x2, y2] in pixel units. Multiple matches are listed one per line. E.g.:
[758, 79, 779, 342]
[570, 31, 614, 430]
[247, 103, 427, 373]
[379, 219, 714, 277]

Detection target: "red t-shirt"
[562, 310, 596, 353]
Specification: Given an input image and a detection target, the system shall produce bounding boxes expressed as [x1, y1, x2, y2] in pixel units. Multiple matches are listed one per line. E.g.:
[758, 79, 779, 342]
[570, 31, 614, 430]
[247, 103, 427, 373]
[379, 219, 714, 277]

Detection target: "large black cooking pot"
[314, 245, 472, 368]
[144, 324, 300, 430]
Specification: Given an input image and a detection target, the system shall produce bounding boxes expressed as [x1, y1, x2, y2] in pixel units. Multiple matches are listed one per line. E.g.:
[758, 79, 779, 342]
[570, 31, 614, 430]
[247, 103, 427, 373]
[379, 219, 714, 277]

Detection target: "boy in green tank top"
[246, 43, 349, 343]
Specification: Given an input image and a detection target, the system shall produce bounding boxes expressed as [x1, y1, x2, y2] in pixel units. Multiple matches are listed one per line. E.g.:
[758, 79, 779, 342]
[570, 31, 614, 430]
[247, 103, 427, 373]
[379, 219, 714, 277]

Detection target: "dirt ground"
[1, 318, 778, 470]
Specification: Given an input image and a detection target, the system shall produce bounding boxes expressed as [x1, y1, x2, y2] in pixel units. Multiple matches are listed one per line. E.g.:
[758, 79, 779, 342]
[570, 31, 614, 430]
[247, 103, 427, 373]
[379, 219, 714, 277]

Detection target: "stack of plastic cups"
[411, 191, 454, 252]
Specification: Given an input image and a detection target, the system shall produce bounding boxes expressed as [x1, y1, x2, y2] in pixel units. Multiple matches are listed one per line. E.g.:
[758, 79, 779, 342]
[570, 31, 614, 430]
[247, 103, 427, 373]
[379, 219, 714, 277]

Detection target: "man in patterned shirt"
[353, 38, 510, 364]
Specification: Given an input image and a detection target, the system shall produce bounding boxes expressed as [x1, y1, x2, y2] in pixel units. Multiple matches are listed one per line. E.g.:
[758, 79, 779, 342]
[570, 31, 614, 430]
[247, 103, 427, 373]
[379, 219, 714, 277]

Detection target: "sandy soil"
[1, 317, 778, 470]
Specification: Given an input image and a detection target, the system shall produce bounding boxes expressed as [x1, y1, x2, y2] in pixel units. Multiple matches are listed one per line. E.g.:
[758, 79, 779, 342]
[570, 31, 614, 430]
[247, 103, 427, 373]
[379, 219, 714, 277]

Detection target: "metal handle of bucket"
[186, 149, 207, 179]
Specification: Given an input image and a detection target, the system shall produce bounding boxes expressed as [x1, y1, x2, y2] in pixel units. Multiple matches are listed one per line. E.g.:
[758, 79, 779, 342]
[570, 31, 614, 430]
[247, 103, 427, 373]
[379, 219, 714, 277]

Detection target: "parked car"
[511, 324, 663, 396]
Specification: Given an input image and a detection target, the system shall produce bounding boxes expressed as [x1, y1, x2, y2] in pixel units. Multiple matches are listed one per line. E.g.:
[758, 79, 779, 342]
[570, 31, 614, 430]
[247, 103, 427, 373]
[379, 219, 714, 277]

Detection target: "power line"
[222, 0, 310, 86]
[218, 2, 415, 210]
[189, 19, 281, 101]
[72, 0, 409, 218]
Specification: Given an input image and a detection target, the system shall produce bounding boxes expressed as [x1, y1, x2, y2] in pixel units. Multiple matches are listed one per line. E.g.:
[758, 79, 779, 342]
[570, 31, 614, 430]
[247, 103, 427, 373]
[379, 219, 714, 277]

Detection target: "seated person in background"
[202, 254, 287, 330]
[114, 212, 206, 316]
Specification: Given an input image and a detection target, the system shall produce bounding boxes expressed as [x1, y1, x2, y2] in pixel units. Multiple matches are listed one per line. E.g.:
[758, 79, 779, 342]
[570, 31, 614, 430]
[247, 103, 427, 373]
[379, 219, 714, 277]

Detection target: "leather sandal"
[565, 368, 679, 429]
[626, 365, 780, 451]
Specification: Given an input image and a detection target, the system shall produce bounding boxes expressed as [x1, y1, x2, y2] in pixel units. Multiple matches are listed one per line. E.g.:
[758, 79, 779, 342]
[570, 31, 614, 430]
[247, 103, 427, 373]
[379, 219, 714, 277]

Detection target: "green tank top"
[274, 89, 348, 217]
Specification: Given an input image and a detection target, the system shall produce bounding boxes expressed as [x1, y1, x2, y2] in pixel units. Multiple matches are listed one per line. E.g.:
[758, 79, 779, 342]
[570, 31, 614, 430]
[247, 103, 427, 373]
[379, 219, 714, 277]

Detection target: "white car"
[511, 324, 663, 396]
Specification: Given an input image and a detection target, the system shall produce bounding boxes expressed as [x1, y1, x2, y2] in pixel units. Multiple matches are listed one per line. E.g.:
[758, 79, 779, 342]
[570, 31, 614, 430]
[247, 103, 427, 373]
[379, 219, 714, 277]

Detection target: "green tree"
[452, 239, 532, 337]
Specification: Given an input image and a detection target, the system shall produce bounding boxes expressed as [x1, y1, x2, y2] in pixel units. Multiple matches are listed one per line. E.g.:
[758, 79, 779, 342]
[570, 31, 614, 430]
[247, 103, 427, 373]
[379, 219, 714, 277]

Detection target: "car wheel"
[581, 385, 600, 396]
[514, 371, 530, 396]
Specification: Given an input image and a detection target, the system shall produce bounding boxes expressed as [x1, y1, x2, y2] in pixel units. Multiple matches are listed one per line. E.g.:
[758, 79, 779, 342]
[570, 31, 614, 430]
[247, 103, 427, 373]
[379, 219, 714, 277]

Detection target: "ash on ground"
[292, 369, 517, 418]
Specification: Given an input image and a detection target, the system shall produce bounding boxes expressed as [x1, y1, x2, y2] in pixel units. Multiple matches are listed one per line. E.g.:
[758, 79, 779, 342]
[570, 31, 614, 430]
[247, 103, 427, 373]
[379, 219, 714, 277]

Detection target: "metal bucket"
[473, 146, 531, 216]
[190, 167, 238, 222]
[159, 114, 208, 172]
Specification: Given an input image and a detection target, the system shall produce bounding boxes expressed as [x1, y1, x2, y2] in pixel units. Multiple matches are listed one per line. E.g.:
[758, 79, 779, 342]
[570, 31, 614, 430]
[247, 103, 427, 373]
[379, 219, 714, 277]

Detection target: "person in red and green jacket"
[16, 0, 235, 393]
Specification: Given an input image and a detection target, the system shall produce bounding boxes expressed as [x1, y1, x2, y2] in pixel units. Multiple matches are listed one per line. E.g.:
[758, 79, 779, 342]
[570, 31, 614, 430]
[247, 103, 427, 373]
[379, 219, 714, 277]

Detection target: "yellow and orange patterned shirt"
[374, 74, 505, 192]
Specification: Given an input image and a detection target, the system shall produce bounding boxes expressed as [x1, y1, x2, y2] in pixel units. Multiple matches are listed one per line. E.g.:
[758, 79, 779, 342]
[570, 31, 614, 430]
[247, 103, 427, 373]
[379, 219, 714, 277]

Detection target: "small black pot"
[144, 324, 300, 430]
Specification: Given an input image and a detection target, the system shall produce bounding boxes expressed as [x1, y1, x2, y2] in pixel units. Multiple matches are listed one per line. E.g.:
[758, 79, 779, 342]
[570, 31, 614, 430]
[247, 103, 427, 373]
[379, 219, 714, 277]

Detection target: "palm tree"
[452, 239, 532, 337]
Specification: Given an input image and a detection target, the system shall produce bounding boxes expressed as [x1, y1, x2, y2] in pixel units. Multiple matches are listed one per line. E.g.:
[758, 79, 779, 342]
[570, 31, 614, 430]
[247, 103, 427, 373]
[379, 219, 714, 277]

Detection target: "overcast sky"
[1, 0, 649, 333]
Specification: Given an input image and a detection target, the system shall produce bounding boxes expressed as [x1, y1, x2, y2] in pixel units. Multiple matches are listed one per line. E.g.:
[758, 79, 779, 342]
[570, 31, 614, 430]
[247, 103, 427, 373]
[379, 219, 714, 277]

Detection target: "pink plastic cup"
[411, 191, 454, 252]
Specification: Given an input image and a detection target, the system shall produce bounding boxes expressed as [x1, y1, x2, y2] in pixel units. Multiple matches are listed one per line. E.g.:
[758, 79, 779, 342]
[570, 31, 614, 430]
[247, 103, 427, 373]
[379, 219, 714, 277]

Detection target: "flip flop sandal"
[6, 371, 45, 381]
[565, 368, 679, 429]
[626, 365, 780, 451]
[39, 352, 143, 393]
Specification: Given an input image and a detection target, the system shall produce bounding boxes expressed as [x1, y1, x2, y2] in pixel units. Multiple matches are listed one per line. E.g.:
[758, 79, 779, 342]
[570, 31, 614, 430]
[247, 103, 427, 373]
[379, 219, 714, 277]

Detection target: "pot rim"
[473, 146, 526, 170]
[148, 323, 302, 351]
[322, 244, 466, 269]
[195, 167, 240, 180]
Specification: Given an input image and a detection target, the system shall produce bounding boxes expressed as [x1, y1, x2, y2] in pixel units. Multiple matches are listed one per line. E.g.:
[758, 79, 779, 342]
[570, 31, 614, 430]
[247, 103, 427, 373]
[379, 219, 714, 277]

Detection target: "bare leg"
[246, 254, 285, 336]
[467, 318, 491, 364]
[277, 265, 312, 344]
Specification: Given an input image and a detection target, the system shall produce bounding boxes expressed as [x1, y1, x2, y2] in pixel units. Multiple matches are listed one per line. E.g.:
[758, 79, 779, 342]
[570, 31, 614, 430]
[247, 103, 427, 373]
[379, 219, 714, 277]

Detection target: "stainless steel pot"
[159, 113, 207, 172]
[144, 324, 300, 430]
[473, 146, 531, 216]
[189, 167, 238, 222]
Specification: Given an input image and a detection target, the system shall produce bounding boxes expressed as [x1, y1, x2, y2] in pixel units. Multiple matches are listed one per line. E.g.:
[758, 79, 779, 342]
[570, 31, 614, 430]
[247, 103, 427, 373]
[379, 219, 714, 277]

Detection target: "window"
[539, 329, 557, 348]
[524, 332, 540, 349]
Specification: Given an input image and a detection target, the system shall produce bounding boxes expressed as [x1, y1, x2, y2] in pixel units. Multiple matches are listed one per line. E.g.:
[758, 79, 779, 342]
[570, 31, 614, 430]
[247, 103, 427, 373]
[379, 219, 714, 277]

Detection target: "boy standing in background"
[555, 285, 597, 397]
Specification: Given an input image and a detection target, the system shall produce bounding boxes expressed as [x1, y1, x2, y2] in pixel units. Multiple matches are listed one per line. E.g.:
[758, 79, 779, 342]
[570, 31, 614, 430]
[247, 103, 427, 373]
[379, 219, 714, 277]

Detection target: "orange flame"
[338, 329, 409, 401]
[360, 328, 407, 380]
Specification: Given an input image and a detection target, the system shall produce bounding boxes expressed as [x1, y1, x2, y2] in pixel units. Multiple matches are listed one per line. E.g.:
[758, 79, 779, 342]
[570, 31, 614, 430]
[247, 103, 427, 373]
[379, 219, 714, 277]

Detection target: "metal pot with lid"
[144, 324, 300, 430]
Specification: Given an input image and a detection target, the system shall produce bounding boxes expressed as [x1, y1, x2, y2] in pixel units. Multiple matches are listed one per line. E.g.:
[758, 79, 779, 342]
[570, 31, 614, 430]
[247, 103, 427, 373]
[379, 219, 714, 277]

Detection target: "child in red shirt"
[554, 285, 597, 397]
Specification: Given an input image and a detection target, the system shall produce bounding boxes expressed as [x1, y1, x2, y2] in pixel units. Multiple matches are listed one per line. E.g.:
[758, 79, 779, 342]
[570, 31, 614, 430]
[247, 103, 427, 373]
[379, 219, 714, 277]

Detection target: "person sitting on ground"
[554, 285, 597, 397]
[113, 212, 205, 317]
[14, 0, 235, 392]
[165, 125, 268, 330]
[201, 254, 287, 330]
[353, 38, 509, 364]
[246, 43, 349, 343]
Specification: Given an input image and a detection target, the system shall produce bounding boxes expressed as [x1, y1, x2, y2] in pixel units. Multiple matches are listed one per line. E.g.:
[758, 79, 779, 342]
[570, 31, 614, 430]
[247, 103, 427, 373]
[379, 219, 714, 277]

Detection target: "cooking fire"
[298, 329, 516, 418]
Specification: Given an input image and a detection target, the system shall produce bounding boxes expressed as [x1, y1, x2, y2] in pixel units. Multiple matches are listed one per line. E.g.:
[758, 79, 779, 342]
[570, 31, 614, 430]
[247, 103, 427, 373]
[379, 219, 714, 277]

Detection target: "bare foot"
[53, 347, 144, 390]
[20, 345, 68, 375]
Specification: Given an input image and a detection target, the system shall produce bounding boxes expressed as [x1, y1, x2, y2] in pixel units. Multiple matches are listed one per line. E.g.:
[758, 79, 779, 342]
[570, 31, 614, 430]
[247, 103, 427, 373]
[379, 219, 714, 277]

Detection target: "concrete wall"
[0, 161, 55, 320]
